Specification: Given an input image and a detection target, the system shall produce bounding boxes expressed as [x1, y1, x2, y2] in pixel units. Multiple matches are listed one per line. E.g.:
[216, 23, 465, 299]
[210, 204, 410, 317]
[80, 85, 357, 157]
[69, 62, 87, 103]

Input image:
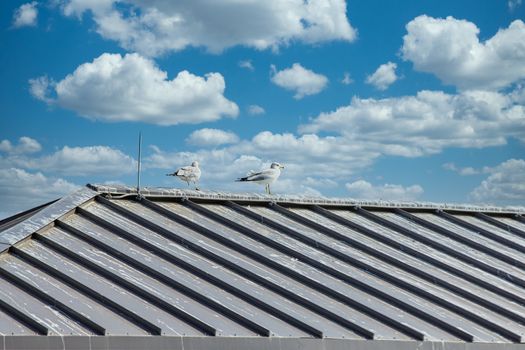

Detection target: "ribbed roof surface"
[1, 184, 525, 349]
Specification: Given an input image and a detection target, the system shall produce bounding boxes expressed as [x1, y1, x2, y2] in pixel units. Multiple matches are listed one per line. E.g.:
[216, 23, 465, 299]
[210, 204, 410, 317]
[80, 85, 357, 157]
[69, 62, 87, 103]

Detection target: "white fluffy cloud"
[346, 180, 424, 201]
[0, 137, 41, 155]
[28, 76, 54, 103]
[442, 162, 496, 176]
[1, 142, 136, 177]
[247, 105, 265, 115]
[245, 132, 377, 178]
[146, 81, 525, 198]
[303, 177, 338, 189]
[30, 53, 238, 125]
[12, 2, 38, 28]
[59, 0, 356, 56]
[147, 148, 311, 194]
[0, 138, 136, 216]
[239, 60, 254, 71]
[508, 0, 522, 11]
[366, 62, 398, 90]
[341, 72, 353, 85]
[271, 63, 328, 99]
[34, 146, 136, 176]
[186, 128, 239, 147]
[146, 129, 380, 196]
[0, 168, 79, 219]
[402, 16, 525, 90]
[442, 163, 485, 176]
[470, 159, 525, 205]
[146, 148, 261, 187]
[300, 89, 525, 157]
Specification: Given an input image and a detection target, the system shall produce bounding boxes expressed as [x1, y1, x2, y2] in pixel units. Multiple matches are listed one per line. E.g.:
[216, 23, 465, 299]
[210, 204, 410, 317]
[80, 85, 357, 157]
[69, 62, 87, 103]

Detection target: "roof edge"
[88, 183, 525, 215]
[0, 187, 98, 251]
[1, 335, 524, 350]
[0, 198, 58, 233]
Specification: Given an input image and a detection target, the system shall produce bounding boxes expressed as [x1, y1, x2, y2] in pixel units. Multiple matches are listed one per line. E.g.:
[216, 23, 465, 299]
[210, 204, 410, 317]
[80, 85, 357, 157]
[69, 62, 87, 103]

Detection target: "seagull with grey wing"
[236, 162, 284, 194]
[167, 161, 201, 190]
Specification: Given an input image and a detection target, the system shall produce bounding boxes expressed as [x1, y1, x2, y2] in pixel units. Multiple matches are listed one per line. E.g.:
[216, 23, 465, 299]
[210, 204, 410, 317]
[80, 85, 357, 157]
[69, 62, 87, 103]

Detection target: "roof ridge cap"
[86, 184, 525, 214]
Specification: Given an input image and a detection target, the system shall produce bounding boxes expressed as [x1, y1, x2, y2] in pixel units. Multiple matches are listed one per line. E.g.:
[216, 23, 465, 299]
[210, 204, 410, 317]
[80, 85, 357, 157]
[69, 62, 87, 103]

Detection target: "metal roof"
[1, 184, 525, 349]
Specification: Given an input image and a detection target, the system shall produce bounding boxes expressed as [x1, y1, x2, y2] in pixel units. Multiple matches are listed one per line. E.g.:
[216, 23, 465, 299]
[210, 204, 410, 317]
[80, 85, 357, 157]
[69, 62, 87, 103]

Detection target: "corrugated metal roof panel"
[186, 202, 460, 341]
[0, 253, 145, 336]
[1, 184, 525, 349]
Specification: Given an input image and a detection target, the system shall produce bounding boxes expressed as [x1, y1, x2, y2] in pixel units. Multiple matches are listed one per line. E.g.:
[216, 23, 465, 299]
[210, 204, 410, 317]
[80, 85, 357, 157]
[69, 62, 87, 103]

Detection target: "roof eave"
[0, 187, 98, 253]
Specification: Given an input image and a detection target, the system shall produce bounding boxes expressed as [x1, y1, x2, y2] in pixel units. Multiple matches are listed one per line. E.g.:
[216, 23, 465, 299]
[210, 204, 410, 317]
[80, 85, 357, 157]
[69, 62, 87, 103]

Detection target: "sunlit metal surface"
[0, 184, 524, 349]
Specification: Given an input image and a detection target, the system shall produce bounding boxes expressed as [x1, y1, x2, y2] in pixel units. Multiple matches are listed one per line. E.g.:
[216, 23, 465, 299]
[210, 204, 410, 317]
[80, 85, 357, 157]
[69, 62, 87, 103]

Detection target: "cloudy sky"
[1, 0, 524, 218]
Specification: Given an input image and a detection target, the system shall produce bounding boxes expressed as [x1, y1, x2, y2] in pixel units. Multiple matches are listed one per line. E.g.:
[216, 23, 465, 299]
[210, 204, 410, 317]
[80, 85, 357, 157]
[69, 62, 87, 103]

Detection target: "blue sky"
[1, 0, 524, 217]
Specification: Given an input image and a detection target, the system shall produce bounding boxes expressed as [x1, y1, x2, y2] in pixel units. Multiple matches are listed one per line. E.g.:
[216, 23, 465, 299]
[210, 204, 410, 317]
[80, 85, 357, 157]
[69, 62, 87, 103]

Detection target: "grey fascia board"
[0, 187, 98, 249]
[1, 336, 524, 350]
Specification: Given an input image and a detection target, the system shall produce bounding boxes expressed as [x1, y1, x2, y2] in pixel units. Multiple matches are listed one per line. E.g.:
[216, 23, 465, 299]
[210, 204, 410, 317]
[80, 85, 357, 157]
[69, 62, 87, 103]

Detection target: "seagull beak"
[280, 165, 285, 169]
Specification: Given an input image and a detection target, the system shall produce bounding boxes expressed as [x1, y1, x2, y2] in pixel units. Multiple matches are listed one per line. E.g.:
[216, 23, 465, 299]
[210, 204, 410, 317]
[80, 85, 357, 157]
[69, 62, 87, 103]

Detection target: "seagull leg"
[268, 184, 272, 195]
[195, 180, 200, 191]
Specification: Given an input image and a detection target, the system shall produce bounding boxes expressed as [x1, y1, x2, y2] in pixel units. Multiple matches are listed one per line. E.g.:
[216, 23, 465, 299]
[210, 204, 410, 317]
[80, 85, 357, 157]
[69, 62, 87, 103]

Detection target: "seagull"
[167, 161, 201, 190]
[236, 162, 284, 194]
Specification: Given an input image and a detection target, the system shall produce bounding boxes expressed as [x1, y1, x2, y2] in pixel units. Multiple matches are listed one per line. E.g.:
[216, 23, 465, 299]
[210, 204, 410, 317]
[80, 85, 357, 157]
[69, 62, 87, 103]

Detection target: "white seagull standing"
[236, 162, 284, 194]
[167, 161, 201, 190]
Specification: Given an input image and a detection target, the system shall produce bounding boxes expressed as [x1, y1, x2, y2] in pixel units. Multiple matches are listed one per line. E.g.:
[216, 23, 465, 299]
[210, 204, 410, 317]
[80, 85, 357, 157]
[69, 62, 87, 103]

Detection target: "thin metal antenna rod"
[137, 132, 142, 198]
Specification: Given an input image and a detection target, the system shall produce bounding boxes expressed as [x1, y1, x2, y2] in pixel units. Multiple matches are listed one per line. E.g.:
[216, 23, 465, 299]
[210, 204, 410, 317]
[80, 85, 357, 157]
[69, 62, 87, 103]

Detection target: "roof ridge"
[87, 183, 525, 214]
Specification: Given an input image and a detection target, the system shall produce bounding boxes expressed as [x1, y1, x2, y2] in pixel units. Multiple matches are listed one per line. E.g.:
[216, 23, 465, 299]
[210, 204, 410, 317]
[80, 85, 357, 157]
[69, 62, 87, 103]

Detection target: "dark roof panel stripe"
[186, 202, 464, 341]
[0, 273, 89, 335]
[377, 210, 525, 290]
[196, 202, 482, 341]
[331, 209, 525, 302]
[157, 200, 413, 340]
[431, 212, 525, 262]
[57, 214, 266, 337]
[491, 216, 525, 235]
[101, 199, 363, 339]
[14, 239, 180, 336]
[475, 213, 525, 239]
[81, 200, 317, 338]
[289, 207, 525, 324]
[243, 205, 522, 342]
[458, 214, 525, 248]
[36, 225, 212, 336]
[1, 253, 146, 336]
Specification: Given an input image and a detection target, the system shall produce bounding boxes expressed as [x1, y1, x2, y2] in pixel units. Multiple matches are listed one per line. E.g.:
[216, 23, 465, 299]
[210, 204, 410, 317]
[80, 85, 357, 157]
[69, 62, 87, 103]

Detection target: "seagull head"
[191, 161, 199, 167]
[270, 162, 284, 169]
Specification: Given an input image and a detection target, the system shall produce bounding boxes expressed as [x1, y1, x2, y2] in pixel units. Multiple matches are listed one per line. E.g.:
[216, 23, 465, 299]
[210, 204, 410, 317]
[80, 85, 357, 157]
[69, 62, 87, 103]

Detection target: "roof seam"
[180, 199, 427, 341]
[85, 197, 276, 337]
